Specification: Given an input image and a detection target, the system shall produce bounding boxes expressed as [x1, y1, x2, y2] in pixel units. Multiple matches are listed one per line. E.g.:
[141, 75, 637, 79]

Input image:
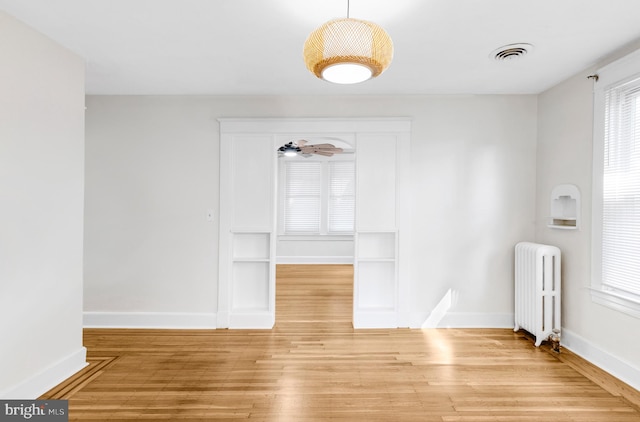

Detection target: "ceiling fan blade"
[307, 143, 335, 149]
[296, 140, 309, 147]
[300, 146, 343, 154]
[311, 150, 333, 156]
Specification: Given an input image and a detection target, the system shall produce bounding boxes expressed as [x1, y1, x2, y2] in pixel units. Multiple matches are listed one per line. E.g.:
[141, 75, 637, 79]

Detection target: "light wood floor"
[42, 265, 640, 421]
[275, 264, 353, 330]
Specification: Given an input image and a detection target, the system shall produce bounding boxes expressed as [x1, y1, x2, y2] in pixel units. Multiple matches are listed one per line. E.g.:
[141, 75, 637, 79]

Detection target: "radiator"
[514, 242, 561, 347]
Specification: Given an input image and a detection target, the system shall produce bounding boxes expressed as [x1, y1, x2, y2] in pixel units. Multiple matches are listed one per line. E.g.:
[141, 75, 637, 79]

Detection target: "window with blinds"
[283, 161, 322, 233]
[601, 77, 640, 300]
[592, 48, 640, 318]
[281, 159, 355, 235]
[328, 161, 356, 233]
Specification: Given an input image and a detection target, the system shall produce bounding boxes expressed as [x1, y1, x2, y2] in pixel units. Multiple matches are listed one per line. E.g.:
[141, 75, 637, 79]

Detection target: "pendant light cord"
[346, 0, 350, 18]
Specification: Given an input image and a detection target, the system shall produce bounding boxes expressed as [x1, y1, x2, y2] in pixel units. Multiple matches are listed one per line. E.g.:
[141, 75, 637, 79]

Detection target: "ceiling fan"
[277, 140, 344, 157]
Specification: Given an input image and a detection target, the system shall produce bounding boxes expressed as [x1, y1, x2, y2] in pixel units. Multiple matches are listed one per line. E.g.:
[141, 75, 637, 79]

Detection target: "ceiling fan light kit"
[278, 143, 301, 157]
[303, 17, 393, 84]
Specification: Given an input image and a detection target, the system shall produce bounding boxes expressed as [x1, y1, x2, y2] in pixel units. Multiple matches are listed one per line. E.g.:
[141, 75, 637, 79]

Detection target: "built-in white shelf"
[355, 231, 398, 310]
[356, 231, 396, 260]
[231, 231, 272, 312]
[356, 258, 396, 263]
[232, 258, 270, 263]
[233, 232, 270, 259]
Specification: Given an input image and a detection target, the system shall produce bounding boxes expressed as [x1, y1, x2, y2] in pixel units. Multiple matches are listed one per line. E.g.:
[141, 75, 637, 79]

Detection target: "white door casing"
[218, 118, 411, 329]
[354, 131, 412, 328]
[218, 132, 278, 328]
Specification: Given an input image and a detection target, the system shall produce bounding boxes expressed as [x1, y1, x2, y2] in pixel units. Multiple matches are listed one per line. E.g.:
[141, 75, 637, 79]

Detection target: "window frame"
[277, 154, 355, 237]
[591, 48, 640, 319]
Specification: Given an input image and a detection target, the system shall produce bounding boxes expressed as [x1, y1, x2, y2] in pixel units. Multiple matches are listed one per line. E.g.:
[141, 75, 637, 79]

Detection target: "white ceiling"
[2, 0, 640, 95]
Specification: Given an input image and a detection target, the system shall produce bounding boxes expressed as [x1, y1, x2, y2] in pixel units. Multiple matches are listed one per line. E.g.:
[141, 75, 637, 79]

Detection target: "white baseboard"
[276, 256, 354, 264]
[561, 328, 640, 391]
[421, 312, 514, 329]
[353, 310, 398, 329]
[83, 312, 217, 329]
[1, 347, 87, 399]
[356, 311, 514, 329]
[228, 312, 275, 329]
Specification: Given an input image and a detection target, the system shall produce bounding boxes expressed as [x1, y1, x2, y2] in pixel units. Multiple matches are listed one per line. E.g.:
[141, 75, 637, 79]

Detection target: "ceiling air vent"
[490, 43, 533, 61]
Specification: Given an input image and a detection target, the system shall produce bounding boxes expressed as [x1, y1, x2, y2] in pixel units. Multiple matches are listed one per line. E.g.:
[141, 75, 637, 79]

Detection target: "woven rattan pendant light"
[303, 2, 393, 84]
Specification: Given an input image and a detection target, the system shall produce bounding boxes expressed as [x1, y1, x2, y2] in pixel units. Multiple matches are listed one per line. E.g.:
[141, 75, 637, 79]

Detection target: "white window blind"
[281, 159, 355, 235]
[283, 161, 322, 233]
[602, 77, 640, 298]
[328, 161, 355, 233]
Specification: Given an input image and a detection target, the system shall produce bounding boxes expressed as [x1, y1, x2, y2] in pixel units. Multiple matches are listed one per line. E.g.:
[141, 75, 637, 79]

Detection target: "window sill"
[278, 234, 354, 241]
[591, 288, 640, 319]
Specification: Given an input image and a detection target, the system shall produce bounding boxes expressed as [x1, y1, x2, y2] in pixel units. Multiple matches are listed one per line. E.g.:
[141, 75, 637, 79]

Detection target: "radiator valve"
[549, 329, 561, 353]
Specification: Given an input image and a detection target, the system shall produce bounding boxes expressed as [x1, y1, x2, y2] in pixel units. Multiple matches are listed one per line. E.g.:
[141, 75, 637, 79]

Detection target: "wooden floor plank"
[40, 264, 640, 421]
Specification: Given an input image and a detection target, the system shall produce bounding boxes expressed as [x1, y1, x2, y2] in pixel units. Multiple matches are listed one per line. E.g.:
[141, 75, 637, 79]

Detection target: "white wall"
[411, 96, 538, 327]
[276, 237, 354, 264]
[83, 97, 219, 328]
[84, 95, 537, 328]
[536, 68, 640, 388]
[0, 12, 86, 398]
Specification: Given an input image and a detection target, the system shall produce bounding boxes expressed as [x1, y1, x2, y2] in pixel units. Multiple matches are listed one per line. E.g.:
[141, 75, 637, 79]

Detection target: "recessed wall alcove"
[548, 184, 580, 230]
